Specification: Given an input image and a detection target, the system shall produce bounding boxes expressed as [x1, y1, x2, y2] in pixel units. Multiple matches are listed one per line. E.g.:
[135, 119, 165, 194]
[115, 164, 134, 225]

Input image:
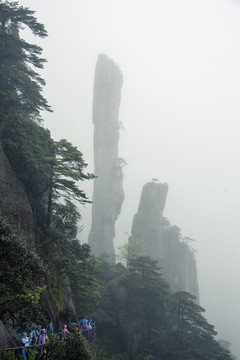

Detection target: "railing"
[0, 343, 46, 360]
[0, 328, 96, 360]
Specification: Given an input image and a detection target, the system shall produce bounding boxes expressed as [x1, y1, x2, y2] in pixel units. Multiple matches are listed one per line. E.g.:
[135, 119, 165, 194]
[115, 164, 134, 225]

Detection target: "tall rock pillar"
[132, 181, 199, 298]
[88, 54, 124, 262]
[132, 181, 168, 261]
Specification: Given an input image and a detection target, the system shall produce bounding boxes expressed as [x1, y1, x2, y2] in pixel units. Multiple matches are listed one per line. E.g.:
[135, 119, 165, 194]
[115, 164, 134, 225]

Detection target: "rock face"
[0, 142, 35, 246]
[0, 320, 16, 348]
[132, 181, 199, 298]
[88, 54, 124, 262]
[132, 182, 168, 262]
[0, 142, 78, 334]
[0, 142, 37, 346]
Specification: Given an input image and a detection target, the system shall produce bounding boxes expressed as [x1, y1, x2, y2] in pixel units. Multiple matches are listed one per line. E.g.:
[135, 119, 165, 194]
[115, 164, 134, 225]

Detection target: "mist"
[18, 0, 240, 357]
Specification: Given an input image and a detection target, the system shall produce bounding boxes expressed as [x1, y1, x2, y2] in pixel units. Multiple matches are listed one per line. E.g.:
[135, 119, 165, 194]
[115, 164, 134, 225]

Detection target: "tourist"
[36, 324, 42, 338]
[37, 329, 46, 358]
[63, 324, 69, 334]
[37, 329, 46, 345]
[46, 322, 53, 334]
[20, 332, 31, 358]
[62, 324, 69, 343]
[29, 329, 37, 345]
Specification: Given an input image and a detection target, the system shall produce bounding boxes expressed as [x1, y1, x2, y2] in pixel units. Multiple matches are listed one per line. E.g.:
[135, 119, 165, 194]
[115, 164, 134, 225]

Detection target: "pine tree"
[0, 0, 51, 136]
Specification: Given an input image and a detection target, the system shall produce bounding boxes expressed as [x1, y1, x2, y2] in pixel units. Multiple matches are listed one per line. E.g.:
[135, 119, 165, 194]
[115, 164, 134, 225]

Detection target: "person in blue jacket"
[20, 332, 31, 358]
[47, 322, 53, 334]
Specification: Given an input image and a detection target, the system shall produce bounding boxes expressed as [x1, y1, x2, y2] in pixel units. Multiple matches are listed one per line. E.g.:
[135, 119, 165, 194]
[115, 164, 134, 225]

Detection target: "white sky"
[18, 0, 240, 357]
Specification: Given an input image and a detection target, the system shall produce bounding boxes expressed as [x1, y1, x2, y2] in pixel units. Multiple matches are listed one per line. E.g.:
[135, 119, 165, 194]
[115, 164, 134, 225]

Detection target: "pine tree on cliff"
[0, 1, 97, 327]
[0, 0, 51, 137]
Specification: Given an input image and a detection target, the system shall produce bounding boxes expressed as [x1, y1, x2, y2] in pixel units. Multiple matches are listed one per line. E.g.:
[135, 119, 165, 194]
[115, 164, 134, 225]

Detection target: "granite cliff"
[0, 142, 36, 346]
[0, 142, 35, 247]
[0, 142, 76, 344]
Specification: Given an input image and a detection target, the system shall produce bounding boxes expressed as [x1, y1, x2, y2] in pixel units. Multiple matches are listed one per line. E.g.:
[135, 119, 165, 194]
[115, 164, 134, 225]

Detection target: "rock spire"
[132, 181, 199, 298]
[88, 54, 124, 262]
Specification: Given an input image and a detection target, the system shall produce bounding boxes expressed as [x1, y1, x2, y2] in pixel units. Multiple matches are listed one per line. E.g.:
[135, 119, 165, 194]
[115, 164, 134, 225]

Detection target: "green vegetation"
[91, 256, 234, 360]
[117, 235, 146, 265]
[0, 333, 94, 360]
[0, 0, 50, 130]
[0, 213, 46, 328]
[45, 333, 94, 360]
[0, 0, 96, 326]
[0, 0, 96, 339]
[0, 1, 235, 359]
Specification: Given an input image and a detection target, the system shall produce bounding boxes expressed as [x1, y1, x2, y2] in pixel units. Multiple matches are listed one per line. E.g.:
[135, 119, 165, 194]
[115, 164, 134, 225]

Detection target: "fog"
[18, 0, 240, 357]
